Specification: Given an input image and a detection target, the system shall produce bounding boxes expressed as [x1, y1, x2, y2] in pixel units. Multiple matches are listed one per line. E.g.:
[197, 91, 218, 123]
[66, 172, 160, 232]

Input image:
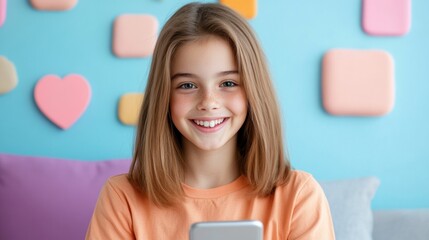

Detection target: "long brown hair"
[128, 2, 291, 207]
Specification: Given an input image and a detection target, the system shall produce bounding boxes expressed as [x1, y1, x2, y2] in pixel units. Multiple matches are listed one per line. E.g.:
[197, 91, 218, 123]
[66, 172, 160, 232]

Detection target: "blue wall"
[1, 0, 428, 209]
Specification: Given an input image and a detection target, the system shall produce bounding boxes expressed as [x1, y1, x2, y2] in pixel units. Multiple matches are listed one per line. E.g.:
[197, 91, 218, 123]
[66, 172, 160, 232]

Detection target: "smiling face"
[170, 35, 248, 153]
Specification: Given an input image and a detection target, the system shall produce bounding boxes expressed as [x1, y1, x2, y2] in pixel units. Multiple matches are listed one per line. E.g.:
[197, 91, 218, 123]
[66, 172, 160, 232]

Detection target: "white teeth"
[193, 118, 225, 128]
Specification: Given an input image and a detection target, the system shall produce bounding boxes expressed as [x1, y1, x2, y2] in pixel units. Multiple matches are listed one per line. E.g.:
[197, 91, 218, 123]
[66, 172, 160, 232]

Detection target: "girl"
[86, 2, 335, 239]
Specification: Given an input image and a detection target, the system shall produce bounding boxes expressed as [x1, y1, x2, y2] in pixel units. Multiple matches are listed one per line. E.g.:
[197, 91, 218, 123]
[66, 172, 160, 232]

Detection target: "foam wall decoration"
[113, 14, 158, 58]
[0, 56, 18, 94]
[118, 93, 144, 126]
[322, 49, 395, 116]
[34, 74, 91, 129]
[30, 0, 78, 11]
[362, 0, 411, 36]
[220, 0, 257, 20]
[0, 0, 6, 27]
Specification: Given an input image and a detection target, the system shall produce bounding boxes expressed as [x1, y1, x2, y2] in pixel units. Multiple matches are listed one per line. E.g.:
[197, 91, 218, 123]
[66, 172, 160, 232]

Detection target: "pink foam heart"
[34, 74, 91, 129]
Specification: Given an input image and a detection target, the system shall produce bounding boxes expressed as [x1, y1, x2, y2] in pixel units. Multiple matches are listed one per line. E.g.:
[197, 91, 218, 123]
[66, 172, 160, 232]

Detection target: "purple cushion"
[0, 153, 131, 240]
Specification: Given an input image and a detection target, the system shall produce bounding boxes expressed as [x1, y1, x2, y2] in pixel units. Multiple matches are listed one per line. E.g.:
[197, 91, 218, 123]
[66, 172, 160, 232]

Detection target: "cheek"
[227, 90, 248, 116]
[170, 94, 191, 120]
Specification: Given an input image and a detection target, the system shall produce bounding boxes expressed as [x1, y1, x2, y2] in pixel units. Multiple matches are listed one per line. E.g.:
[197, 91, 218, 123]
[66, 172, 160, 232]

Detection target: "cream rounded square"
[362, 0, 411, 36]
[220, 0, 257, 20]
[0, 56, 18, 94]
[30, 0, 78, 11]
[113, 14, 158, 58]
[322, 49, 395, 116]
[118, 93, 144, 126]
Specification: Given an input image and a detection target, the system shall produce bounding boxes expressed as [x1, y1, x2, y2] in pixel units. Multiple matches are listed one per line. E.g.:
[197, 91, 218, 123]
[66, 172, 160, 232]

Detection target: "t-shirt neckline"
[182, 175, 249, 199]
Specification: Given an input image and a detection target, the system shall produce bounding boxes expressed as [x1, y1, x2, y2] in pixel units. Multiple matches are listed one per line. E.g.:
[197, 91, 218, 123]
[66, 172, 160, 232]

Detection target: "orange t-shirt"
[86, 170, 335, 240]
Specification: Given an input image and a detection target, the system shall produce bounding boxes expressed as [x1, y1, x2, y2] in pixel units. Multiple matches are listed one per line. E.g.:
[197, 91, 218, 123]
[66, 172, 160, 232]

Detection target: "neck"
[183, 138, 240, 189]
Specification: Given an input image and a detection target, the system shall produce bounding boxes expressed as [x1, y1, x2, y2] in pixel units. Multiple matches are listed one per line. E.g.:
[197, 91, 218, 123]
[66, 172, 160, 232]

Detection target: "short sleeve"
[288, 175, 336, 240]
[85, 177, 134, 239]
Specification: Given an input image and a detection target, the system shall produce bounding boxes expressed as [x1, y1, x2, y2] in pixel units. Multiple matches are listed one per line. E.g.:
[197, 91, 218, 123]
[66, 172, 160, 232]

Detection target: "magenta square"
[362, 0, 411, 36]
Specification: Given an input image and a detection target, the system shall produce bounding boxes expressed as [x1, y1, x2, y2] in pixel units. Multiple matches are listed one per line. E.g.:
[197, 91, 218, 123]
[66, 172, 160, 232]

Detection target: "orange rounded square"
[113, 14, 158, 58]
[322, 49, 395, 116]
[220, 0, 257, 20]
[30, 0, 77, 11]
[118, 93, 144, 126]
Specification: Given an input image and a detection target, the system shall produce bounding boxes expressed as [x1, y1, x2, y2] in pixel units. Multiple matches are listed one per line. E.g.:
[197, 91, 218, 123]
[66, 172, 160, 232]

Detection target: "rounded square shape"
[220, 0, 257, 20]
[113, 14, 158, 58]
[118, 93, 144, 125]
[30, 0, 78, 11]
[0, 0, 6, 27]
[362, 0, 411, 36]
[322, 49, 395, 116]
[0, 56, 18, 94]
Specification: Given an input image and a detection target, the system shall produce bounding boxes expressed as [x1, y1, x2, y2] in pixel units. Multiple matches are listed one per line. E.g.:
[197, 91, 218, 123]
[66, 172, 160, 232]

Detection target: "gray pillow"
[373, 209, 429, 240]
[320, 177, 380, 240]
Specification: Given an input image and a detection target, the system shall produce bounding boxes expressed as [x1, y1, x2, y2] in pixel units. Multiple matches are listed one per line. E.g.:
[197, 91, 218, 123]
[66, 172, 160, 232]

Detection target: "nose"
[197, 89, 219, 111]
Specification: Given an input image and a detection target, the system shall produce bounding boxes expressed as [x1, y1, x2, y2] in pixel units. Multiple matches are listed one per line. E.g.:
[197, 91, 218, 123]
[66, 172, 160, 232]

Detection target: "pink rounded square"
[362, 0, 411, 36]
[113, 14, 159, 58]
[0, 0, 6, 27]
[30, 0, 78, 11]
[322, 49, 395, 116]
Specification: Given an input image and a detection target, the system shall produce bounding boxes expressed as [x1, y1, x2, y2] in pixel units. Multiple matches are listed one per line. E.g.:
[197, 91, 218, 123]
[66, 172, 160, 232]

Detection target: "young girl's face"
[170, 36, 247, 152]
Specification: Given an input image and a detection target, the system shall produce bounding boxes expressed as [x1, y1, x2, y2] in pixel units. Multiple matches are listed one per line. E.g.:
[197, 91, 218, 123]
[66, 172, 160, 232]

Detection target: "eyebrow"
[171, 70, 239, 81]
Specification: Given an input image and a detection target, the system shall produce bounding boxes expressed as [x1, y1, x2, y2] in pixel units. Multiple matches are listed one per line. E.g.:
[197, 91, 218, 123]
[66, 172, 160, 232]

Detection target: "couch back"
[3, 153, 427, 240]
[0, 154, 130, 240]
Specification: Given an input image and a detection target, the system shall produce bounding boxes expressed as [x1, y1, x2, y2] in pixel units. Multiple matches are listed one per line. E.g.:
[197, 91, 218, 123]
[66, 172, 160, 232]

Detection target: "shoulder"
[106, 173, 131, 186]
[275, 170, 323, 197]
[279, 171, 336, 238]
[287, 170, 314, 183]
[101, 174, 138, 198]
[283, 170, 318, 188]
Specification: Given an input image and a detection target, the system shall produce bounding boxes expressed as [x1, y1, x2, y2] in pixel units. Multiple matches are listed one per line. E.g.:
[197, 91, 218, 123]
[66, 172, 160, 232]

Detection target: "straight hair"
[128, 2, 291, 207]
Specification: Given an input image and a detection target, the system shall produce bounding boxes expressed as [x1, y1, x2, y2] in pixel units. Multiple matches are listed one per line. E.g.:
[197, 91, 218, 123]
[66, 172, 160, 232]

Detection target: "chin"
[189, 140, 228, 151]
[194, 144, 225, 151]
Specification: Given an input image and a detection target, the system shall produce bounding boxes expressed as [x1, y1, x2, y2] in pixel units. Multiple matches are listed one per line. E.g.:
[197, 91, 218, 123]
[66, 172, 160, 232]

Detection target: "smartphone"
[189, 220, 263, 240]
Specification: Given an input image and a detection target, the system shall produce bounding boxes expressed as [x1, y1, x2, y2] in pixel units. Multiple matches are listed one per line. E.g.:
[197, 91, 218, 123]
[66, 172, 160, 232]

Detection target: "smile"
[192, 118, 226, 128]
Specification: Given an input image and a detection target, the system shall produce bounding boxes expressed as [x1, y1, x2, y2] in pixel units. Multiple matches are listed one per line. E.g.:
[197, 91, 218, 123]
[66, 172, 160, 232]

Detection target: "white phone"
[189, 220, 263, 240]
